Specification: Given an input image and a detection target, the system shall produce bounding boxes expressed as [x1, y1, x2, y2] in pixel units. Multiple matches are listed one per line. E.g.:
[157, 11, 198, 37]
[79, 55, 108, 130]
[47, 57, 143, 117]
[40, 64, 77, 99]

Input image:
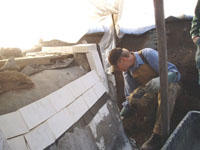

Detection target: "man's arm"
[191, 0, 200, 44]
[190, 16, 200, 44]
[142, 48, 181, 93]
[142, 48, 181, 82]
[123, 71, 139, 97]
[120, 71, 139, 119]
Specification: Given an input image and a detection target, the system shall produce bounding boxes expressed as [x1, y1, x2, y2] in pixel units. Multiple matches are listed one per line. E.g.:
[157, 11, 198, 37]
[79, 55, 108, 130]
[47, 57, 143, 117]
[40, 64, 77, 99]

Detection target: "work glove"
[120, 101, 135, 120]
[128, 88, 147, 105]
[132, 88, 146, 98]
[120, 88, 147, 120]
[145, 77, 160, 93]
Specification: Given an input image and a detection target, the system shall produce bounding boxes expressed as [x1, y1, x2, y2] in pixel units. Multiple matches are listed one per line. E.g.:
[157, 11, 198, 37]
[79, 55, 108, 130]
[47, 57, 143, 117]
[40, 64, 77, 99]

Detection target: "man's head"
[108, 47, 134, 72]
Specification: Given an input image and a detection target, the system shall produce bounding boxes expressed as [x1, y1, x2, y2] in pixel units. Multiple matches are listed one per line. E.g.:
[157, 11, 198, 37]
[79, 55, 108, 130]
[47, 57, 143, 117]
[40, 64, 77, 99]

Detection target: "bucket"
[162, 111, 200, 150]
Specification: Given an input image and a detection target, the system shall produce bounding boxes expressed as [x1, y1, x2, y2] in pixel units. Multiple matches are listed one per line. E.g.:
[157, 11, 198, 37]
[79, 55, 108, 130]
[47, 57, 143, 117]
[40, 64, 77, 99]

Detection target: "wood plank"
[42, 46, 73, 53]
[0, 54, 71, 68]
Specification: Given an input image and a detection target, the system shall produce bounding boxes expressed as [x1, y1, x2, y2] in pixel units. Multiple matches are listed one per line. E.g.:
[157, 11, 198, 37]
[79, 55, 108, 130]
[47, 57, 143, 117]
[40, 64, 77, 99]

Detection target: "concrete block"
[86, 51, 104, 78]
[19, 97, 56, 130]
[80, 71, 99, 91]
[82, 88, 98, 108]
[47, 109, 74, 139]
[66, 96, 89, 123]
[90, 70, 100, 82]
[67, 78, 86, 99]
[86, 51, 109, 92]
[66, 101, 80, 123]
[76, 96, 89, 116]
[0, 111, 29, 139]
[86, 52, 97, 73]
[49, 85, 75, 112]
[72, 44, 97, 53]
[25, 123, 55, 150]
[8, 136, 28, 150]
[42, 46, 73, 53]
[0, 129, 10, 150]
[93, 81, 106, 99]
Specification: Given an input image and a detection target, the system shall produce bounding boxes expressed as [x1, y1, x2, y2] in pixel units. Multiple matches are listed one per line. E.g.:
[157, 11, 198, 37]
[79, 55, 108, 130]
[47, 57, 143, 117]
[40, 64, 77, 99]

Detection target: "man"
[190, 0, 200, 85]
[108, 47, 181, 150]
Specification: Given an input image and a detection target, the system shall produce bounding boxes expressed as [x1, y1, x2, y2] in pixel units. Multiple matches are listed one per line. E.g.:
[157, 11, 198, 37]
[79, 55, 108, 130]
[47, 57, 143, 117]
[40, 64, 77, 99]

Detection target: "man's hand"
[193, 36, 200, 46]
[193, 36, 200, 44]
[145, 77, 160, 93]
[120, 102, 134, 120]
[128, 88, 146, 105]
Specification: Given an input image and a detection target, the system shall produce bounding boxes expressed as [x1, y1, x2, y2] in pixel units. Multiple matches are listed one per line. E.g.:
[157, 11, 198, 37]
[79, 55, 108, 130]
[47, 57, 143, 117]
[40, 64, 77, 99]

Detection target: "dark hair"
[108, 47, 129, 65]
[108, 48, 122, 65]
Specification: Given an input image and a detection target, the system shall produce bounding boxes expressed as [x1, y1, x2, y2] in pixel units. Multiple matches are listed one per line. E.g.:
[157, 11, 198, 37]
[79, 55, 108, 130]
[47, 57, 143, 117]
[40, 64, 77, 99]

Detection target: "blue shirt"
[123, 48, 181, 97]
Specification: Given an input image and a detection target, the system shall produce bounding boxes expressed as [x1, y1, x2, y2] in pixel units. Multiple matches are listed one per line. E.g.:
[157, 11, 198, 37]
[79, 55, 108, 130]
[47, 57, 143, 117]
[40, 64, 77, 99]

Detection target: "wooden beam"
[153, 0, 169, 136]
[111, 14, 117, 47]
[0, 54, 71, 68]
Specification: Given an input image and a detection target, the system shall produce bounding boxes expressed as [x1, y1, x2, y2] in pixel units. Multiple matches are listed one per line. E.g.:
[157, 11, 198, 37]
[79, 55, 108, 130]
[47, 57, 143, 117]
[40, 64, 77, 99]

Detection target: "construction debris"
[0, 49, 88, 95]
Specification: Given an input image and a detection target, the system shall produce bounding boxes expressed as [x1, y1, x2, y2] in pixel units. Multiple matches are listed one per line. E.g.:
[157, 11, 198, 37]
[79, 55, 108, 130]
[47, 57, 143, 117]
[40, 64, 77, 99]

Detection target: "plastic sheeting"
[98, 16, 116, 71]
[117, 0, 197, 35]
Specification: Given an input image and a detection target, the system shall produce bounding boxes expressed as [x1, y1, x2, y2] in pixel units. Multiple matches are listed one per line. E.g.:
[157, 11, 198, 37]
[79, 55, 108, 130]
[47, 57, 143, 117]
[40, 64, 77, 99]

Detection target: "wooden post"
[153, 0, 169, 136]
[111, 14, 117, 47]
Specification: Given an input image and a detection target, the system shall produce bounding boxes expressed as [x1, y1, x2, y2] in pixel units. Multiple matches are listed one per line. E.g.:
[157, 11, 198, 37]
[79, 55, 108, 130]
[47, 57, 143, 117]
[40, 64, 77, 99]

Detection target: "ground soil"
[116, 18, 200, 148]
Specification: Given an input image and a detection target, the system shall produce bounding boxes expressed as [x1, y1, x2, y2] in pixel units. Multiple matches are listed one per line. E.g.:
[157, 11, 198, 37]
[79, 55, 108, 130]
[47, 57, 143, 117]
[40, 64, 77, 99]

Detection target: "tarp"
[0, 0, 197, 49]
[118, 0, 197, 35]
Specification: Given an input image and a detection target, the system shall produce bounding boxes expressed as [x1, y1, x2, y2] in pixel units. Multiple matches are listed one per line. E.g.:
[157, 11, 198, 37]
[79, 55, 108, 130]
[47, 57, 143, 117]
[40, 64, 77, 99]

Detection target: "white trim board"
[42, 44, 109, 92]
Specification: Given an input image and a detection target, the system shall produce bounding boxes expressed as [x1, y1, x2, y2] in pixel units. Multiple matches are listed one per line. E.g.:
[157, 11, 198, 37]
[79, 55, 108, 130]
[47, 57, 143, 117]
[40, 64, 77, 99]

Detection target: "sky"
[0, 0, 197, 50]
[0, 0, 95, 50]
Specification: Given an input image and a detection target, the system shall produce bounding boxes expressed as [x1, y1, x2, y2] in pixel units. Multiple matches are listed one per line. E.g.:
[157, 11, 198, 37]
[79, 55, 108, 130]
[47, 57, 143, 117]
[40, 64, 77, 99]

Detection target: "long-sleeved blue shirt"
[123, 48, 181, 97]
